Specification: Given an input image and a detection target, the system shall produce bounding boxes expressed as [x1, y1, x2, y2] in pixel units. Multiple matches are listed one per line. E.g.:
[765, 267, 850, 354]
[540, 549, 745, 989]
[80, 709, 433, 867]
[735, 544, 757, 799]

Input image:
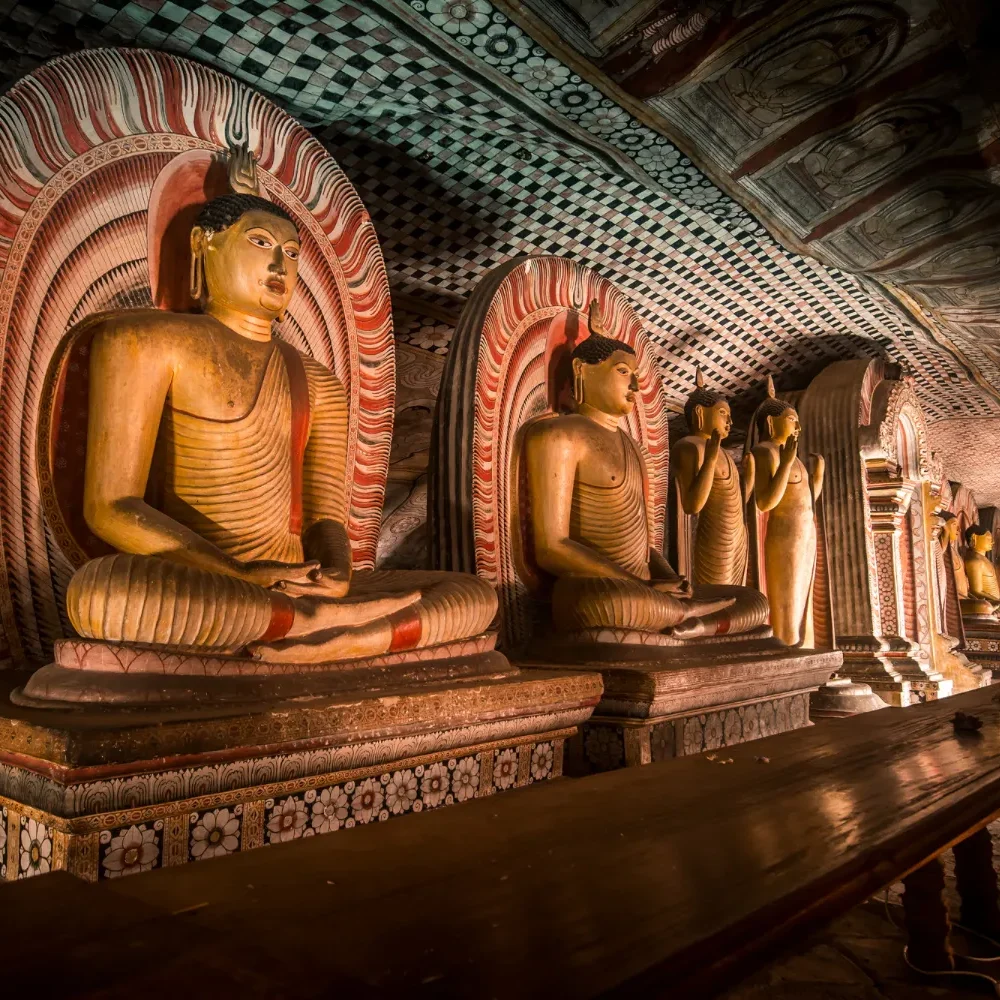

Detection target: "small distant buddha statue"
[961, 526, 1000, 618]
[523, 302, 768, 639]
[937, 512, 969, 618]
[67, 147, 496, 664]
[746, 378, 825, 647]
[671, 368, 755, 588]
[931, 511, 982, 693]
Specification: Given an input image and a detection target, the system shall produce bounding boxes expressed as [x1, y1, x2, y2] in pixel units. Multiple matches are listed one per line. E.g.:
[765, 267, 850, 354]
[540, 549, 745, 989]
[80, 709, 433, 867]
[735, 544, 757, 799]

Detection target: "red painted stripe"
[276, 341, 310, 535]
[388, 607, 422, 652]
[261, 593, 295, 642]
[714, 614, 731, 636]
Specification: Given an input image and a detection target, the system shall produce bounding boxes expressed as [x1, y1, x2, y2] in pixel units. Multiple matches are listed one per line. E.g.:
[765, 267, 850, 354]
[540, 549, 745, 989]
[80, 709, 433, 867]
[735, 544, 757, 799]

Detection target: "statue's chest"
[160, 350, 293, 472]
[576, 434, 631, 488]
[171, 343, 280, 422]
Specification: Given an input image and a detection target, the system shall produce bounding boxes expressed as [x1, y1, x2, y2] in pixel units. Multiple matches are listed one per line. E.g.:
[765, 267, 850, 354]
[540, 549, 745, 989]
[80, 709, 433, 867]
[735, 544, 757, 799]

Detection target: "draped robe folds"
[551, 433, 768, 635]
[693, 449, 748, 588]
[68, 345, 496, 653]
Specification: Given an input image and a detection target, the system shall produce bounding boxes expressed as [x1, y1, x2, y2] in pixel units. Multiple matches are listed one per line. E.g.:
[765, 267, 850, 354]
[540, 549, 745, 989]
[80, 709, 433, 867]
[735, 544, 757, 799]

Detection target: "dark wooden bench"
[5, 687, 1000, 997]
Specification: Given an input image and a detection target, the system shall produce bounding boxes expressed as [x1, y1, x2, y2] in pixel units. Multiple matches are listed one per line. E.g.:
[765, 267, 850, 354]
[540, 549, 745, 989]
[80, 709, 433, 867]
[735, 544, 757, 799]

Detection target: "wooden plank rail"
[4, 686, 1000, 997]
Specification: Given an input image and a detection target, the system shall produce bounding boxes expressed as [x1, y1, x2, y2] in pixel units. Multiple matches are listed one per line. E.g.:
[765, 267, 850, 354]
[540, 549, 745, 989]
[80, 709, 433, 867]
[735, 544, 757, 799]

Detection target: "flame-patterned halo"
[0, 49, 393, 663]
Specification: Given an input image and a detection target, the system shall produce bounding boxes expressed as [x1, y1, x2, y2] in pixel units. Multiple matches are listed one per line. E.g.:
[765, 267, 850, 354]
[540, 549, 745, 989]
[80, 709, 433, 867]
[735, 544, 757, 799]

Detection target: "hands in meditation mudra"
[524, 303, 769, 640]
[67, 152, 495, 664]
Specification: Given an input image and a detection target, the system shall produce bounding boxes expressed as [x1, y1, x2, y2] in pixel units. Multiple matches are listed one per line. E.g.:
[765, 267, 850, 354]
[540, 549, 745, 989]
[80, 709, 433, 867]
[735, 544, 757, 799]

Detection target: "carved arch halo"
[862, 366, 932, 481]
[430, 255, 671, 649]
[0, 49, 393, 664]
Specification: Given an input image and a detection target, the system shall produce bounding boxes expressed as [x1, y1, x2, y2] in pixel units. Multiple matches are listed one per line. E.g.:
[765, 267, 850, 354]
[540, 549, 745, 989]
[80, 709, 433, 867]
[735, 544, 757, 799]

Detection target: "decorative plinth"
[961, 625, 1000, 679]
[517, 635, 841, 774]
[0, 665, 601, 882]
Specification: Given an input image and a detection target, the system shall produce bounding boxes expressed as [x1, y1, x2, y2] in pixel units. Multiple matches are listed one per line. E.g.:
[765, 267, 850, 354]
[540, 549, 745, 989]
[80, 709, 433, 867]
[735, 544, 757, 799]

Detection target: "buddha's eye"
[284, 246, 299, 261]
[248, 233, 273, 249]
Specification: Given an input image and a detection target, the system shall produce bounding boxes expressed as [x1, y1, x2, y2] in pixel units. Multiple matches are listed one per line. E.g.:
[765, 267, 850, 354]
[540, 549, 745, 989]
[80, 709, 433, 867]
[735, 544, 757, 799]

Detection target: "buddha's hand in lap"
[242, 559, 321, 588]
[651, 578, 691, 597]
[270, 567, 351, 599]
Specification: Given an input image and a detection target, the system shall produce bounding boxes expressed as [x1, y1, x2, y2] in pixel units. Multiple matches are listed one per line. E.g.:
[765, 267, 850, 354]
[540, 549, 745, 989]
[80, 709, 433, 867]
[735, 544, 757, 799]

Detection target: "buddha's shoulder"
[525, 413, 613, 446]
[82, 309, 215, 349]
[671, 434, 704, 456]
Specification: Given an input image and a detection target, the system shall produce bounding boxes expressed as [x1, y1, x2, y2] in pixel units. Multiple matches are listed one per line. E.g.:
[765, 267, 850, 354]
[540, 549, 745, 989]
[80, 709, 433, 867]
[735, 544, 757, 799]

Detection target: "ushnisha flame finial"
[765, 374, 776, 399]
[227, 142, 260, 196]
[587, 298, 607, 337]
[695, 366, 705, 389]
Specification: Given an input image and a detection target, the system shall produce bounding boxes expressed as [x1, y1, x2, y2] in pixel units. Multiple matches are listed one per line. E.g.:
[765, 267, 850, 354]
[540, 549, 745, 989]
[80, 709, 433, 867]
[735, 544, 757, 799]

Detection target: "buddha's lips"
[263, 278, 285, 294]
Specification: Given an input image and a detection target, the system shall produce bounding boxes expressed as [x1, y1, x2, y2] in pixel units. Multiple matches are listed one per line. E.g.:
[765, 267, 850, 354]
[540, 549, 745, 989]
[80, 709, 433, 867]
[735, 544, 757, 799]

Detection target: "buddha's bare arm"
[752, 438, 796, 511]
[809, 453, 825, 502]
[673, 434, 720, 515]
[525, 424, 638, 581]
[82, 321, 315, 588]
[289, 358, 354, 597]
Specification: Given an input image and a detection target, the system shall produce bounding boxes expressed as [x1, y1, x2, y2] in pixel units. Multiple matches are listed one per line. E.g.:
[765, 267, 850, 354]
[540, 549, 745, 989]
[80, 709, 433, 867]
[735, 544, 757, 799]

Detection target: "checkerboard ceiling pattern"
[2, 0, 997, 426]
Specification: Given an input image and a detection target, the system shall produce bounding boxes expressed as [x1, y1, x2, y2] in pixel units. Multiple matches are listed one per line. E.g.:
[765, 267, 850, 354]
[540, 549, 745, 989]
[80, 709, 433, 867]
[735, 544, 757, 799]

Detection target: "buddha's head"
[755, 395, 800, 445]
[939, 511, 959, 545]
[684, 370, 731, 440]
[571, 331, 638, 417]
[189, 194, 300, 322]
[967, 525, 994, 555]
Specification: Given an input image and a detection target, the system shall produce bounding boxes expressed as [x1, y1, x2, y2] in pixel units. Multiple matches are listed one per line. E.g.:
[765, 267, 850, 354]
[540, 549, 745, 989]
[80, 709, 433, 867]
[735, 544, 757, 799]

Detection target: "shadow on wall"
[313, 127, 513, 310]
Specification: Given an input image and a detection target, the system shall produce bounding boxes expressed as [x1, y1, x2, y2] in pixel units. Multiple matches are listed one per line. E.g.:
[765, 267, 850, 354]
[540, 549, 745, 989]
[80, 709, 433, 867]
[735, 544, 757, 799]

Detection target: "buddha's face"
[766, 406, 800, 443]
[194, 209, 300, 320]
[576, 350, 639, 416]
[973, 530, 994, 554]
[695, 400, 731, 439]
[942, 517, 959, 545]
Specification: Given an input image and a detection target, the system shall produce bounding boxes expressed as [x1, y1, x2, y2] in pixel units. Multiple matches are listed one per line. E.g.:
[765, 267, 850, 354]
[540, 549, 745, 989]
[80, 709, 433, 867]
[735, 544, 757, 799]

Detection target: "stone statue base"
[0, 658, 600, 881]
[516, 634, 841, 773]
[836, 636, 954, 707]
[958, 617, 1000, 680]
[809, 678, 888, 718]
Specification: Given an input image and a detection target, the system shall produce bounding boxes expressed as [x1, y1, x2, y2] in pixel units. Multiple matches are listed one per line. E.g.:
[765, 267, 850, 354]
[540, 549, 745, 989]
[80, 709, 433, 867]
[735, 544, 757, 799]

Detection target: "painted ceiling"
[3, 0, 1000, 501]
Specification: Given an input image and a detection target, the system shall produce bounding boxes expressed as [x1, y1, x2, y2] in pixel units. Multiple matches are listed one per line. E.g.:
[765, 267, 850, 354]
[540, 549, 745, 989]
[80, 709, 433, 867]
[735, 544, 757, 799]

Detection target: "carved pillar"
[796, 360, 950, 706]
[868, 476, 908, 641]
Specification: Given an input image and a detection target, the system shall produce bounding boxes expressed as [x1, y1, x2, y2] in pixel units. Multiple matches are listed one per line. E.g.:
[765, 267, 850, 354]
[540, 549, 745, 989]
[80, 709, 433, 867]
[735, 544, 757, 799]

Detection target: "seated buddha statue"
[66, 154, 495, 665]
[523, 304, 769, 640]
[961, 526, 1000, 619]
[671, 369, 757, 590]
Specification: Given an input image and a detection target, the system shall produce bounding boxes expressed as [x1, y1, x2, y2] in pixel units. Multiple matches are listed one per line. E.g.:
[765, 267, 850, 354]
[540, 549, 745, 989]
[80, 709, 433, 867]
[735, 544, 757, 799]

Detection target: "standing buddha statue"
[671, 368, 755, 588]
[523, 302, 769, 639]
[746, 377, 825, 647]
[63, 148, 496, 665]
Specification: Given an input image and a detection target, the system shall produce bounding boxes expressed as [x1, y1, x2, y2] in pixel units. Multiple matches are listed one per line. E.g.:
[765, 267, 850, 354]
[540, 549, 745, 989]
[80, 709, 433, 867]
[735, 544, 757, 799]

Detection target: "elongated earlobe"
[189, 251, 203, 304]
[572, 359, 585, 406]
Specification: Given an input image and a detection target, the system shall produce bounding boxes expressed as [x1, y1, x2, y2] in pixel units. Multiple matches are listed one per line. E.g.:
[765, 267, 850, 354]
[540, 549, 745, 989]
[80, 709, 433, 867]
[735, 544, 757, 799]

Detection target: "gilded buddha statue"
[672, 369, 755, 588]
[523, 303, 768, 640]
[961, 526, 1000, 618]
[746, 378, 825, 647]
[65, 149, 495, 665]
